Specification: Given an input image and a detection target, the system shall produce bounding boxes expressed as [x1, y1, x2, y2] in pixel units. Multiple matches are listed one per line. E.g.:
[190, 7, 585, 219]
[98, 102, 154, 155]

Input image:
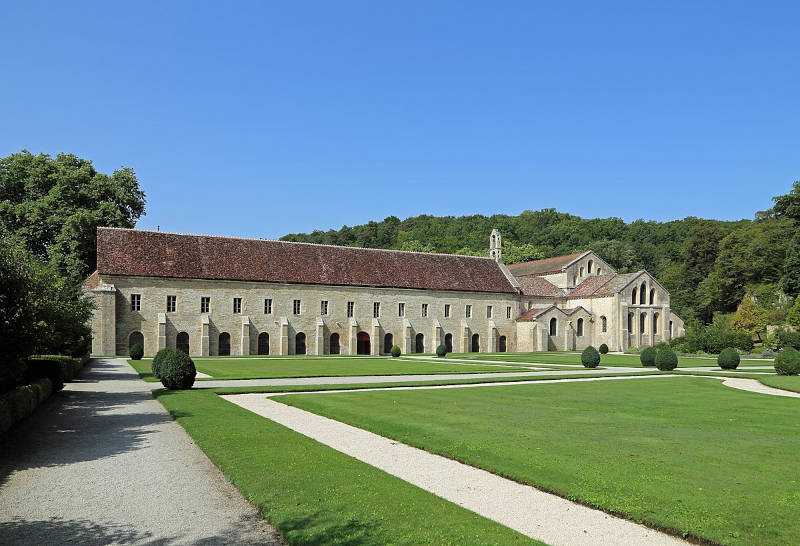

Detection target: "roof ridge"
[507, 251, 587, 269]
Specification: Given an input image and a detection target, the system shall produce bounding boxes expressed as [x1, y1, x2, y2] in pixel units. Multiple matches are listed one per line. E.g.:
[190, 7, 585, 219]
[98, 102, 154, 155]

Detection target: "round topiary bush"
[774, 347, 800, 376]
[158, 349, 197, 390]
[655, 347, 678, 371]
[436, 344, 447, 358]
[151, 348, 170, 379]
[581, 346, 600, 368]
[640, 346, 657, 367]
[130, 343, 144, 361]
[390, 345, 401, 358]
[718, 347, 740, 370]
[598, 343, 609, 355]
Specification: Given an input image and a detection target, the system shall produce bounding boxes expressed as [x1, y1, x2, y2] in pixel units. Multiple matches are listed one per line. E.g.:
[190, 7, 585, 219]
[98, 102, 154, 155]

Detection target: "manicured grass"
[154, 389, 534, 545]
[279, 376, 800, 545]
[449, 352, 774, 368]
[757, 375, 800, 392]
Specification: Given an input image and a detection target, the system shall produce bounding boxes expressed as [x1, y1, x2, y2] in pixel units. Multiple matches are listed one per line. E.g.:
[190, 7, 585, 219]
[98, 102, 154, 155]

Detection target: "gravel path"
[719, 376, 800, 398]
[0, 358, 281, 545]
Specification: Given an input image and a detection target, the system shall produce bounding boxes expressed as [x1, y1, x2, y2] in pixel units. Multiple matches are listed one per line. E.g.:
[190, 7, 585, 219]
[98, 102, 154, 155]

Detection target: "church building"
[84, 227, 684, 357]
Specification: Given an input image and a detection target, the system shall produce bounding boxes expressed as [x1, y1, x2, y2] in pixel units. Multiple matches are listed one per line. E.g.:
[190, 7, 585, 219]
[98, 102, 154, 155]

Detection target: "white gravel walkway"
[0, 358, 281, 545]
[719, 376, 800, 398]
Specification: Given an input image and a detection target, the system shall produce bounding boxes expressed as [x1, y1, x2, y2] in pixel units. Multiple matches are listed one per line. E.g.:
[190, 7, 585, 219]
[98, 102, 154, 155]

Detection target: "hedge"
[0, 378, 54, 434]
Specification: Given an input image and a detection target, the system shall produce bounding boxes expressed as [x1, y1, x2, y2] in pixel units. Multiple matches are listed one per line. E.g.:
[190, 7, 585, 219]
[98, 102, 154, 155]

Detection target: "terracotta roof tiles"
[507, 252, 587, 276]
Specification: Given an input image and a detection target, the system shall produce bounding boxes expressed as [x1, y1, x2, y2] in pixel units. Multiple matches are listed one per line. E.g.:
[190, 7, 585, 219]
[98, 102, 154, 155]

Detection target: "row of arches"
[627, 311, 661, 334]
[631, 283, 657, 305]
[547, 317, 589, 337]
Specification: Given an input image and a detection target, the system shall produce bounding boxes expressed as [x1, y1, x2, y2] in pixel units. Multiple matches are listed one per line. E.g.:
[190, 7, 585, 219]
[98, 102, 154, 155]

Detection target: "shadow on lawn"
[279, 512, 382, 545]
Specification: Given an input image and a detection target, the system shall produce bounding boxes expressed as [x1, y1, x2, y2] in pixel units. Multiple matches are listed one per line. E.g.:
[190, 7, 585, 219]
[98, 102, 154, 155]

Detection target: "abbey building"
[85, 227, 684, 356]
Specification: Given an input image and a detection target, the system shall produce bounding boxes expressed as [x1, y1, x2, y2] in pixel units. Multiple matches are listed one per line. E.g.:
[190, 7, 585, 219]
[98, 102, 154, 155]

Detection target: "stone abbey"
[85, 227, 684, 356]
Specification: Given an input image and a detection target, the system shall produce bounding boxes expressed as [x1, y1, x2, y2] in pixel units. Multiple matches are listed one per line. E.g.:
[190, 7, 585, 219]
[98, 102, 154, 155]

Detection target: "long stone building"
[85, 227, 684, 357]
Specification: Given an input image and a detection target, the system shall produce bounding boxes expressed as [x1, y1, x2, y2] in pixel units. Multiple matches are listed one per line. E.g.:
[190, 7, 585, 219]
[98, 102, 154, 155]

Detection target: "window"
[597, 268, 602, 275]
[640, 282, 646, 304]
[373, 302, 380, 318]
[506, 306, 512, 319]
[131, 294, 141, 312]
[601, 316, 607, 332]
[321, 300, 329, 315]
[486, 305, 493, 319]
[587, 260, 593, 274]
[577, 318, 584, 336]
[201, 296, 210, 313]
[649, 288, 655, 305]
[233, 297, 242, 314]
[293, 299, 301, 315]
[166, 295, 176, 313]
[549, 317, 557, 336]
[398, 302, 405, 317]
[422, 303, 428, 317]
[347, 301, 354, 318]
[640, 312, 647, 333]
[631, 288, 638, 304]
[444, 304, 451, 318]
[264, 298, 272, 314]
[580, 266, 584, 277]
[465, 305, 472, 318]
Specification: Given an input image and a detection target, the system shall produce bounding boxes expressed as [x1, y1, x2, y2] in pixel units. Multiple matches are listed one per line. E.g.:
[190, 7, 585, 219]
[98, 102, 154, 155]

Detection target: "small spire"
[489, 228, 502, 263]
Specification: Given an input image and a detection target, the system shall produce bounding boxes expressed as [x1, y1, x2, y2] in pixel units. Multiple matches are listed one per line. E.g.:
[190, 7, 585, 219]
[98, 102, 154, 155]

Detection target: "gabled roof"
[567, 274, 618, 298]
[517, 276, 565, 297]
[516, 304, 589, 321]
[507, 252, 589, 276]
[95, 228, 517, 294]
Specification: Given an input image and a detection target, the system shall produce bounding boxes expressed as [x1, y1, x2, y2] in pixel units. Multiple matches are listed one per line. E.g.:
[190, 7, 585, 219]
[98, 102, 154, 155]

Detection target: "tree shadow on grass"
[278, 512, 382, 545]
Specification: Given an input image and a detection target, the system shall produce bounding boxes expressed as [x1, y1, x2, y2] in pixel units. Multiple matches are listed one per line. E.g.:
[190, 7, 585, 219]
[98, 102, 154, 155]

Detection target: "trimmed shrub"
[777, 329, 800, 351]
[436, 344, 447, 358]
[598, 343, 609, 355]
[158, 350, 197, 390]
[655, 347, 678, 371]
[24, 359, 65, 392]
[152, 348, 170, 379]
[130, 343, 144, 360]
[640, 346, 657, 367]
[0, 378, 54, 434]
[774, 347, 800, 376]
[624, 346, 640, 354]
[718, 348, 740, 370]
[390, 345, 402, 358]
[581, 346, 601, 368]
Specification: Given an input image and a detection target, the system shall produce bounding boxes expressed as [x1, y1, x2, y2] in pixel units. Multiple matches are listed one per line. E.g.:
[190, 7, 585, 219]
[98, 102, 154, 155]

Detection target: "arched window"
[444, 333, 453, 353]
[471, 333, 480, 352]
[652, 313, 660, 334]
[587, 260, 593, 274]
[670, 320, 674, 336]
[577, 318, 584, 336]
[640, 313, 647, 334]
[218, 332, 231, 356]
[498, 335, 507, 352]
[329, 333, 340, 355]
[356, 332, 370, 355]
[549, 317, 557, 336]
[295, 332, 306, 355]
[415, 333, 425, 353]
[631, 288, 638, 304]
[129, 331, 144, 353]
[640, 283, 646, 304]
[649, 288, 655, 305]
[176, 332, 189, 354]
[597, 268, 602, 275]
[580, 266, 584, 277]
[601, 316, 607, 333]
[573, 275, 577, 286]
[383, 333, 393, 354]
[628, 313, 633, 332]
[258, 332, 270, 355]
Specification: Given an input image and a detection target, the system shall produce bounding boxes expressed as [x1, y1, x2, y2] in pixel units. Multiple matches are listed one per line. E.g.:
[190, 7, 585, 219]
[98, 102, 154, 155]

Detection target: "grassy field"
[128, 357, 538, 381]
[154, 388, 534, 545]
[757, 375, 800, 392]
[278, 376, 800, 545]
[449, 352, 775, 368]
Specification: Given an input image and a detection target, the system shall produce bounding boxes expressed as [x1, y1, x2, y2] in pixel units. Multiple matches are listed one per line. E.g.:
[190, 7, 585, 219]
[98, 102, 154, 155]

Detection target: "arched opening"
[258, 332, 270, 355]
[498, 335, 507, 352]
[444, 333, 453, 353]
[640, 283, 646, 304]
[383, 333, 393, 354]
[471, 333, 480, 352]
[329, 333, 340, 355]
[653, 313, 660, 334]
[587, 260, 593, 274]
[415, 333, 424, 353]
[580, 266, 584, 277]
[549, 317, 557, 336]
[572, 275, 577, 286]
[218, 332, 231, 356]
[670, 320, 674, 336]
[640, 313, 647, 334]
[601, 316, 607, 333]
[631, 288, 638, 304]
[649, 288, 655, 305]
[627, 313, 634, 332]
[129, 331, 144, 352]
[295, 332, 307, 355]
[176, 332, 189, 354]
[356, 332, 370, 355]
[577, 318, 584, 337]
[597, 268, 602, 275]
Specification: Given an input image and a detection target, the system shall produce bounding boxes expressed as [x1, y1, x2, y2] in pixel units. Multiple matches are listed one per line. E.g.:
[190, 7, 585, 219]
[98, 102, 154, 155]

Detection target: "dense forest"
[283, 182, 800, 326]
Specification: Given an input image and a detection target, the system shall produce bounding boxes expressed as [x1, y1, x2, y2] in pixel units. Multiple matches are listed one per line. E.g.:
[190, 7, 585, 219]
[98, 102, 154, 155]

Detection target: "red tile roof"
[516, 307, 553, 321]
[567, 274, 617, 298]
[507, 252, 587, 276]
[517, 276, 565, 297]
[96, 228, 517, 294]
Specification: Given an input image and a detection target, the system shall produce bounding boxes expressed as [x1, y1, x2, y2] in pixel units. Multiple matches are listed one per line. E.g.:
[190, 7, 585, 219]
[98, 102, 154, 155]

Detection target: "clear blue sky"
[2, 1, 798, 239]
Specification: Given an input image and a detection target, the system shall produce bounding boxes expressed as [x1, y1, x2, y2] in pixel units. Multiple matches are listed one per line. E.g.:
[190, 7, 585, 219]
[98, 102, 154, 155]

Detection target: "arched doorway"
[471, 333, 480, 352]
[218, 332, 231, 356]
[295, 332, 306, 355]
[549, 317, 557, 336]
[415, 333, 424, 353]
[129, 331, 144, 352]
[176, 332, 189, 354]
[383, 333, 393, 354]
[444, 333, 453, 353]
[357, 332, 370, 355]
[258, 332, 270, 355]
[498, 335, 507, 352]
[330, 333, 340, 355]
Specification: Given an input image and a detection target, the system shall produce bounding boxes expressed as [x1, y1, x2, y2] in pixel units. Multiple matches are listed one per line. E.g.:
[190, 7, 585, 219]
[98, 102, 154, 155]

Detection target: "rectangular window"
[487, 305, 493, 319]
[166, 295, 176, 313]
[398, 302, 405, 317]
[264, 298, 272, 314]
[131, 294, 141, 312]
[444, 304, 451, 318]
[201, 297, 210, 313]
[321, 300, 329, 315]
[465, 304, 472, 318]
[347, 301, 354, 318]
[506, 306, 512, 319]
[293, 299, 301, 315]
[373, 302, 380, 318]
[422, 303, 428, 317]
[233, 297, 242, 314]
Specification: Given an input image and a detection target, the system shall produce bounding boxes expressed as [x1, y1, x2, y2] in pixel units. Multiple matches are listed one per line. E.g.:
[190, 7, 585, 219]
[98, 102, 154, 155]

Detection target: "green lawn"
[757, 375, 800, 393]
[278, 376, 800, 545]
[154, 389, 534, 545]
[128, 357, 536, 381]
[449, 352, 775, 368]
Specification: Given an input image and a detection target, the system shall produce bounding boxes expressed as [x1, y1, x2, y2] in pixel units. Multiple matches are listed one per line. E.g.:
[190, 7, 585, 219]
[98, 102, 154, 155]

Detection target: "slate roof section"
[517, 276, 565, 297]
[95, 228, 518, 294]
[507, 252, 588, 276]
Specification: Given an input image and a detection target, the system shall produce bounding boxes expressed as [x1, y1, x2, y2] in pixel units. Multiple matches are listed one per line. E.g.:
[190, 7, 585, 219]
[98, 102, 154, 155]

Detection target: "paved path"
[0, 358, 281, 545]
